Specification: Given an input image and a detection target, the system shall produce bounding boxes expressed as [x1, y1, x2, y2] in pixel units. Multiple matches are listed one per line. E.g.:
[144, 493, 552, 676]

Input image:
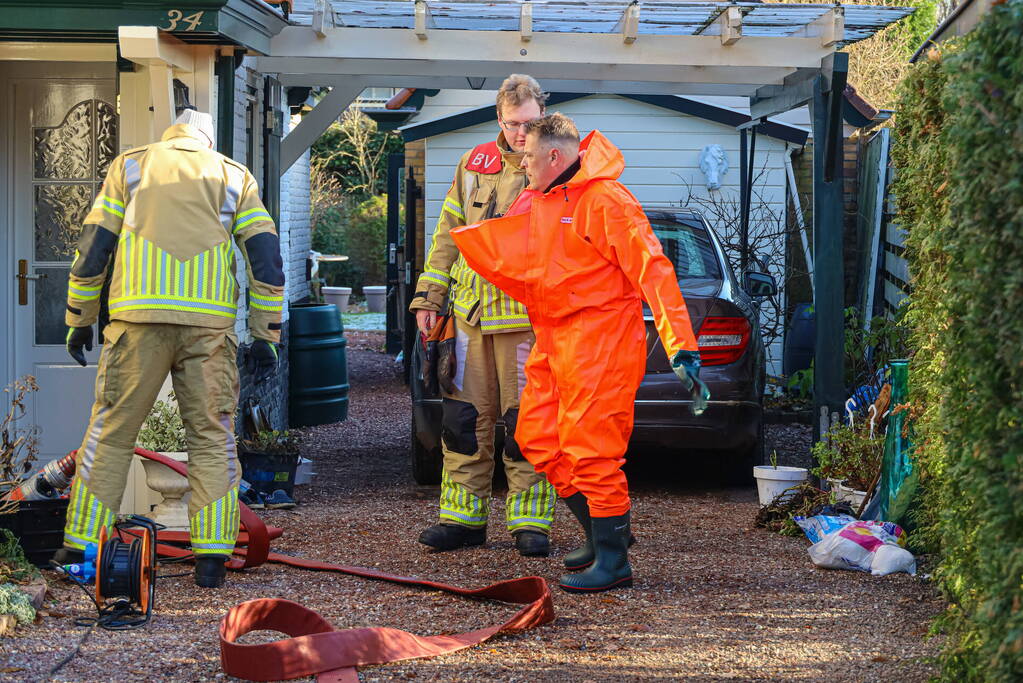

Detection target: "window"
[650, 220, 722, 281]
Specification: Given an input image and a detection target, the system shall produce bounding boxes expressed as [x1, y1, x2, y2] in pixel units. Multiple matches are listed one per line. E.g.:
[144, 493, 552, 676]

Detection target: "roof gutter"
[909, 0, 979, 63]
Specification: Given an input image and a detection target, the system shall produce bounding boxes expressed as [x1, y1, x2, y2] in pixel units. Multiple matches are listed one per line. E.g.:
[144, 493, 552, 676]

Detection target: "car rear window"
[650, 220, 722, 281]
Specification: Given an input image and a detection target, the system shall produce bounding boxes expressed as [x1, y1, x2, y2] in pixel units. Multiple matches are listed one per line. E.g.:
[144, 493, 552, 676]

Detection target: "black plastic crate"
[0, 498, 70, 567]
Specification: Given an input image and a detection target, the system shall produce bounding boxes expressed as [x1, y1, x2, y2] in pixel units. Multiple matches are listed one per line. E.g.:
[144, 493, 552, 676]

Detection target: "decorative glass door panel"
[8, 68, 117, 461]
[32, 98, 117, 343]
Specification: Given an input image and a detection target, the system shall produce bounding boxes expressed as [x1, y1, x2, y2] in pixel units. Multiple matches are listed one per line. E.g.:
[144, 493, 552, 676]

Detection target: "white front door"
[4, 63, 116, 462]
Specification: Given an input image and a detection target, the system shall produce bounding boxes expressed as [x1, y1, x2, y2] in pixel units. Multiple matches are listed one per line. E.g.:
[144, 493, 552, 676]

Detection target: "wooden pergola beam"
[414, 0, 433, 40]
[719, 6, 742, 46]
[520, 1, 532, 42]
[615, 1, 640, 45]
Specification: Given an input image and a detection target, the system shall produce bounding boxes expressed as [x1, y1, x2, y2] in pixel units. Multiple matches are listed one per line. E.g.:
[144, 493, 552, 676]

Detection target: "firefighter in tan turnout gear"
[412, 75, 556, 557]
[56, 110, 285, 589]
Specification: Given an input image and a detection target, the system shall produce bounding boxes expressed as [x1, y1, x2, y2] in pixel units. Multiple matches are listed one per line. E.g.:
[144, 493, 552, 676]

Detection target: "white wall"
[423, 94, 790, 375]
[411, 89, 494, 124]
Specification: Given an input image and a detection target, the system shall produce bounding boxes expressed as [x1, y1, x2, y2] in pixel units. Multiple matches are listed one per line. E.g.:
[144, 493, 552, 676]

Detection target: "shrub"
[895, 2, 1023, 678]
[810, 422, 883, 492]
[137, 394, 187, 452]
[240, 430, 300, 457]
[311, 192, 388, 292]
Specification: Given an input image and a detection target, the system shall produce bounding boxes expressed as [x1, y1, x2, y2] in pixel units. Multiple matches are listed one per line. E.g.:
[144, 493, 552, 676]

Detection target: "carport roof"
[288, 1, 912, 46]
[263, 1, 912, 171]
[399, 92, 811, 145]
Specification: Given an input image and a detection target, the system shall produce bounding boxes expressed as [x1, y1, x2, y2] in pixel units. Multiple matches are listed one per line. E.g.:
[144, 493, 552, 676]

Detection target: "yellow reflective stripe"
[443, 197, 464, 217]
[68, 286, 102, 301]
[251, 293, 284, 302]
[233, 210, 273, 233]
[70, 281, 102, 293]
[109, 293, 236, 306]
[101, 205, 124, 218]
[442, 204, 464, 221]
[108, 302, 236, 318]
[251, 301, 283, 312]
[101, 195, 125, 208]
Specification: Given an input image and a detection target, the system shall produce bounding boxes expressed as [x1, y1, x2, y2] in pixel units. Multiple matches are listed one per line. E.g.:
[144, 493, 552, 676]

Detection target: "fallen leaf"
[872, 655, 890, 663]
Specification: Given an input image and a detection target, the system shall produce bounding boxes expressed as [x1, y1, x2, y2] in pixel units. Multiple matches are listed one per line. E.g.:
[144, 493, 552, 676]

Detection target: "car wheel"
[725, 416, 765, 485]
[411, 413, 443, 485]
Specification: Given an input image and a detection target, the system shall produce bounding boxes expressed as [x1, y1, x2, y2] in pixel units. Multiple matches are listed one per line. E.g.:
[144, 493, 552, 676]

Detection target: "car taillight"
[697, 316, 751, 366]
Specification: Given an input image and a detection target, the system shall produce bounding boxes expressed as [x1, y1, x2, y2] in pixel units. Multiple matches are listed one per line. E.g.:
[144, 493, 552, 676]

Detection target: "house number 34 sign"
[163, 9, 207, 32]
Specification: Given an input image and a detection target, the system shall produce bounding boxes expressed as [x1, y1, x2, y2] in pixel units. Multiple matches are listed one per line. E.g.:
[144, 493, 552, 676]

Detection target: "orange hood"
[561, 130, 625, 190]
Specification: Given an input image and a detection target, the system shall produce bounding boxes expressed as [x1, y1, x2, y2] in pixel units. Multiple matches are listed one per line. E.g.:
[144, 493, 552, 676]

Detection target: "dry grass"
[1, 336, 943, 681]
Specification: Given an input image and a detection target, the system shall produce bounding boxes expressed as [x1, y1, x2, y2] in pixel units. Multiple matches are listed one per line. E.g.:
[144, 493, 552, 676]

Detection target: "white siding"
[423, 95, 790, 374]
[409, 89, 494, 124]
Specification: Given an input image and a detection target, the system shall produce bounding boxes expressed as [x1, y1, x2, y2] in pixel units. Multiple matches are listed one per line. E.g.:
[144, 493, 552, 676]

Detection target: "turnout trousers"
[63, 320, 242, 556]
[438, 317, 556, 534]
[516, 307, 647, 518]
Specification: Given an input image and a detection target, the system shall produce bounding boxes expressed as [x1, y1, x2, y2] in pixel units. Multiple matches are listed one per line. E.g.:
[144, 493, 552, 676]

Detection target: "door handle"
[16, 259, 47, 305]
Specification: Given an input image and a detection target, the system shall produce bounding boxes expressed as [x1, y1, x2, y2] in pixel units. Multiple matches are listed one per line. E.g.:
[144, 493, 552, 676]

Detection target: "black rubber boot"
[561, 493, 594, 570]
[194, 555, 229, 588]
[418, 523, 486, 551]
[559, 512, 633, 594]
[513, 530, 550, 557]
[562, 494, 637, 571]
[51, 547, 84, 567]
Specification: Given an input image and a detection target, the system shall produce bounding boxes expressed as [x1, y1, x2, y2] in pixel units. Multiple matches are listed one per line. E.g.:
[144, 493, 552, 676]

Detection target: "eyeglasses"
[500, 119, 532, 131]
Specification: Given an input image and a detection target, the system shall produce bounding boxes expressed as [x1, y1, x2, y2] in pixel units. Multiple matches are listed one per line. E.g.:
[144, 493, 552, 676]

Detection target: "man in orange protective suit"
[450, 113, 710, 593]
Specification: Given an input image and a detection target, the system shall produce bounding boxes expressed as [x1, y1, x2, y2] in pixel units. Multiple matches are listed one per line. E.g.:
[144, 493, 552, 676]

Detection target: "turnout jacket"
[66, 124, 285, 343]
[409, 132, 531, 333]
[451, 130, 699, 357]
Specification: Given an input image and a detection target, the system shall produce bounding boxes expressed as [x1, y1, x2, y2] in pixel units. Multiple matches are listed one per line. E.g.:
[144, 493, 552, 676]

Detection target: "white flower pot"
[294, 457, 316, 486]
[322, 286, 352, 311]
[753, 465, 809, 506]
[835, 483, 868, 509]
[140, 452, 190, 531]
[363, 285, 387, 313]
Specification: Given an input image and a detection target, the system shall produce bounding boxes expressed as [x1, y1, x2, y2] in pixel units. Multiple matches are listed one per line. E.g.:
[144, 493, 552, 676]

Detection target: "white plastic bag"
[807, 520, 916, 576]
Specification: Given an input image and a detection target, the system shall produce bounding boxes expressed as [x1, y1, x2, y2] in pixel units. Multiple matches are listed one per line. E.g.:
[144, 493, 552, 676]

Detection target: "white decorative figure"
[698, 144, 729, 191]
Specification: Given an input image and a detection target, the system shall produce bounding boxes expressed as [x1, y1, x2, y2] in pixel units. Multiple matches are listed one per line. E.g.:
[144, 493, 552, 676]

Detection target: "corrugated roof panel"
[286, 0, 912, 46]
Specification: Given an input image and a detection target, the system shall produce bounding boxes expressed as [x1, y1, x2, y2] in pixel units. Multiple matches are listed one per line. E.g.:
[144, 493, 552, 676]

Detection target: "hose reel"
[60, 515, 158, 630]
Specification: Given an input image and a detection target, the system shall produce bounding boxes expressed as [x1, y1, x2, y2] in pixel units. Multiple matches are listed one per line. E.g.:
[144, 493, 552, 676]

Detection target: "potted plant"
[134, 394, 190, 530]
[239, 430, 302, 508]
[0, 376, 68, 568]
[811, 422, 883, 508]
[753, 450, 808, 506]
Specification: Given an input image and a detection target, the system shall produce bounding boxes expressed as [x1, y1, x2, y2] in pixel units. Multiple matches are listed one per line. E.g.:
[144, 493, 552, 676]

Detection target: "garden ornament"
[845, 398, 857, 427]
[868, 404, 878, 439]
[698, 144, 728, 191]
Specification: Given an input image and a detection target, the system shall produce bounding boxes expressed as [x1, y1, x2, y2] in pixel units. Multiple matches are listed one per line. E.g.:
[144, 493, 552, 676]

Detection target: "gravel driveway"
[2, 333, 944, 682]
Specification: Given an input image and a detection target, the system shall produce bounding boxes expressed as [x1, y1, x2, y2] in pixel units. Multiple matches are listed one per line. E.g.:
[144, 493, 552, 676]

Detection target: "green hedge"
[895, 2, 1023, 679]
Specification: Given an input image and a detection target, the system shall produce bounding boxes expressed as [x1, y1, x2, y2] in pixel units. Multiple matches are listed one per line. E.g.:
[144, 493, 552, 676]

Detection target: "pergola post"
[810, 51, 849, 442]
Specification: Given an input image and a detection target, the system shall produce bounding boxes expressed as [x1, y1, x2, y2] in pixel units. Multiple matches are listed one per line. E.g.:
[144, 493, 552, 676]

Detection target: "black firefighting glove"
[66, 326, 93, 367]
[249, 340, 279, 384]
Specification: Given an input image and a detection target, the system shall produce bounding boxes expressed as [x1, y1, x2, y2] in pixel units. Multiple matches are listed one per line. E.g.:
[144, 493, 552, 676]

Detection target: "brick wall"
[786, 136, 863, 311]
[842, 135, 861, 308]
[227, 63, 308, 434]
[404, 140, 427, 270]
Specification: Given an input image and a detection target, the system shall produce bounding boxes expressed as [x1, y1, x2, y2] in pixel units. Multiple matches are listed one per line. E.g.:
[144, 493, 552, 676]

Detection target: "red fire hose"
[135, 449, 556, 682]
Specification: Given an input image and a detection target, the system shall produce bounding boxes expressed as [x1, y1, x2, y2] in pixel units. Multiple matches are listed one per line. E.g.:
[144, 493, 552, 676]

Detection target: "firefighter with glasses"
[410, 75, 556, 556]
[56, 109, 284, 589]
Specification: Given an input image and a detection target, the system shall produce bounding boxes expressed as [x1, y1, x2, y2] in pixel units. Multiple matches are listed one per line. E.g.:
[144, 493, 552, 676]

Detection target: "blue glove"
[671, 349, 710, 416]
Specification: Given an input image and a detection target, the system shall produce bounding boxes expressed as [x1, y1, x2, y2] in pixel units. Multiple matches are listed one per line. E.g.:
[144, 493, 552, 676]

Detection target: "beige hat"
[175, 109, 215, 148]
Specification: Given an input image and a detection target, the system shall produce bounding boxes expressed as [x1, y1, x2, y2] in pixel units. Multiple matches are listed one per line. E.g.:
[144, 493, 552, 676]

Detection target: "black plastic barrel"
[288, 303, 349, 427]
[783, 302, 815, 377]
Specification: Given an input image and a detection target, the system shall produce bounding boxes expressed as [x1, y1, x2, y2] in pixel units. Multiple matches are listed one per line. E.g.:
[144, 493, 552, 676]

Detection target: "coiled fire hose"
[137, 449, 555, 682]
